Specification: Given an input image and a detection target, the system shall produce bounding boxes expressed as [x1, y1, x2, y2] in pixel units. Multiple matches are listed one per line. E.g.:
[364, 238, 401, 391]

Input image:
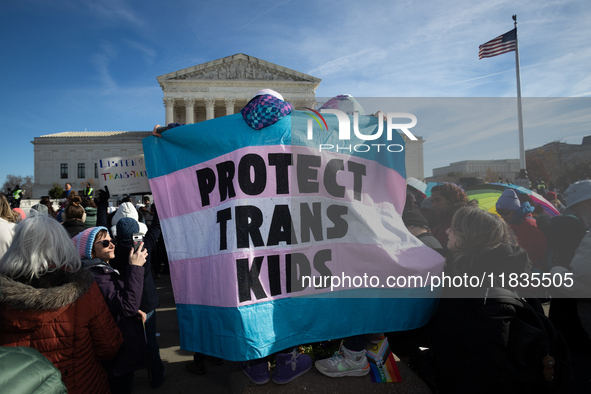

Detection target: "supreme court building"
[31, 54, 424, 197]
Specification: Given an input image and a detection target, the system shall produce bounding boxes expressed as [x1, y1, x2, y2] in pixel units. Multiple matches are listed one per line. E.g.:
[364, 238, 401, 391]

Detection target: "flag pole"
[513, 14, 528, 185]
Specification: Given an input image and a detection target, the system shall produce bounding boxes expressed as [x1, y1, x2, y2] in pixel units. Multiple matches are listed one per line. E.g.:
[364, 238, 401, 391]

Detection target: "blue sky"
[1, 0, 590, 185]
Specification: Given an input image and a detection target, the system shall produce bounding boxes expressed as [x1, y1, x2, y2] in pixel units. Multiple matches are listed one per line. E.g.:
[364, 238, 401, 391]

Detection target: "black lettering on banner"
[313, 249, 333, 289]
[287, 253, 311, 293]
[347, 161, 366, 201]
[236, 256, 268, 302]
[196, 168, 216, 207]
[300, 202, 323, 243]
[238, 154, 266, 195]
[267, 205, 298, 246]
[327, 205, 349, 239]
[216, 161, 236, 202]
[268, 153, 292, 194]
[297, 154, 321, 193]
[235, 206, 265, 248]
[324, 159, 345, 198]
[216, 208, 232, 250]
[267, 254, 281, 296]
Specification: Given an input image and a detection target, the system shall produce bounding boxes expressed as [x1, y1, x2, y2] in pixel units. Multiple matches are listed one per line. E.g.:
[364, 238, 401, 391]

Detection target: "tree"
[485, 168, 500, 183]
[48, 183, 65, 200]
[526, 151, 553, 185]
[555, 159, 591, 192]
[1, 175, 34, 199]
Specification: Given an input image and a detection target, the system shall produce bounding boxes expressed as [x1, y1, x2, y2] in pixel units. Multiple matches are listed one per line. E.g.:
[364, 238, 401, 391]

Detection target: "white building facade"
[31, 54, 425, 197]
[432, 159, 520, 181]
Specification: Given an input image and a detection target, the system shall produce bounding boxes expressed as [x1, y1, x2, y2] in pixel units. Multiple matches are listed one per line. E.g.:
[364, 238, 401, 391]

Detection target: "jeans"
[145, 310, 165, 387]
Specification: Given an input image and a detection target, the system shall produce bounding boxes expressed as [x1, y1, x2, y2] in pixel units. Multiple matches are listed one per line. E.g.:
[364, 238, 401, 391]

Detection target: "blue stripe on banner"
[142, 112, 406, 179]
[175, 290, 438, 361]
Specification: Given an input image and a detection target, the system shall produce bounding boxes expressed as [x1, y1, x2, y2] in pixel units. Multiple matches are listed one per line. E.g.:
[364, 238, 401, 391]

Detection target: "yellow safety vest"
[13, 189, 22, 199]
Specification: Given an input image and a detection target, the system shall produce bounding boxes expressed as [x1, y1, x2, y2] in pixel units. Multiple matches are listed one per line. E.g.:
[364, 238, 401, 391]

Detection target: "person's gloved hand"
[97, 185, 110, 204]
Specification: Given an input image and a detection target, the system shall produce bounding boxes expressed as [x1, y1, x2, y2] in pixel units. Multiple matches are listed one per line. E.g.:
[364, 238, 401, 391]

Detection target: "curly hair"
[431, 183, 476, 216]
[448, 207, 516, 275]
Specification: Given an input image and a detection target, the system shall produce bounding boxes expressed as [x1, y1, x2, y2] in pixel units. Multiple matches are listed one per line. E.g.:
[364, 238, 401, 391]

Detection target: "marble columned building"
[31, 54, 425, 197]
[158, 53, 320, 124]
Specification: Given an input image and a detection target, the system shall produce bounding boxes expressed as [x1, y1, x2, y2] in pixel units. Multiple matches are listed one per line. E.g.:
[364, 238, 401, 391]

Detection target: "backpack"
[485, 287, 574, 393]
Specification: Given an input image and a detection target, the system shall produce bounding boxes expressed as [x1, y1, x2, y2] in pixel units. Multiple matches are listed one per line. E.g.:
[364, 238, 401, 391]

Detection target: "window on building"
[78, 163, 85, 179]
[60, 163, 68, 179]
[94, 163, 98, 178]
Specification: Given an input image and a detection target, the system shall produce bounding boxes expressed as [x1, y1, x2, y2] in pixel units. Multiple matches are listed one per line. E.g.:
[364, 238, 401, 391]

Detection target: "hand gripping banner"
[142, 109, 444, 361]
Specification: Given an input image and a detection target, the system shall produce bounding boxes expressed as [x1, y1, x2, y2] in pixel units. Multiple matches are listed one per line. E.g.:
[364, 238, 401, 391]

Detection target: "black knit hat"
[116, 217, 140, 241]
[402, 211, 430, 229]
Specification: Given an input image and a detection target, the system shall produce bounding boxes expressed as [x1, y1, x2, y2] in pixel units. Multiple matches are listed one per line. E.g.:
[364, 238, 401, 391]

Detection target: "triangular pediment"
[157, 53, 320, 83]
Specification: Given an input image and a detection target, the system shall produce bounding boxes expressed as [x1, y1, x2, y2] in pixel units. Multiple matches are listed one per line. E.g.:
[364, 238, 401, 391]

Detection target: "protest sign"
[97, 154, 150, 195]
[142, 111, 445, 361]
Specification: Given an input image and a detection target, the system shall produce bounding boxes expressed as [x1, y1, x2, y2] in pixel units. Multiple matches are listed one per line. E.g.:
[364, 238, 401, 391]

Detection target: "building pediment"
[157, 53, 320, 84]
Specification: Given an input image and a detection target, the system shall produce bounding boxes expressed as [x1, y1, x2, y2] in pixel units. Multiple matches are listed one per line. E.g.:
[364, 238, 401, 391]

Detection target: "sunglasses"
[95, 239, 116, 248]
[497, 209, 513, 216]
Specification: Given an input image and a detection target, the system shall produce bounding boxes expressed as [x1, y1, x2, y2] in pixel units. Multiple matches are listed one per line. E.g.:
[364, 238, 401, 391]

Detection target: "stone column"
[303, 99, 317, 110]
[225, 98, 236, 116]
[204, 98, 216, 120]
[184, 98, 196, 124]
[164, 98, 175, 125]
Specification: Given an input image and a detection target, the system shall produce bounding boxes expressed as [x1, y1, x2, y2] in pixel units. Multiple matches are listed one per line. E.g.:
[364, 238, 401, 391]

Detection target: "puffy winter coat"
[84, 207, 98, 229]
[0, 346, 67, 394]
[0, 269, 123, 394]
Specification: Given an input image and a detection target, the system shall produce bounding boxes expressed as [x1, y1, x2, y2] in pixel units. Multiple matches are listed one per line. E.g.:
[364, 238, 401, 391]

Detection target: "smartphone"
[133, 233, 144, 253]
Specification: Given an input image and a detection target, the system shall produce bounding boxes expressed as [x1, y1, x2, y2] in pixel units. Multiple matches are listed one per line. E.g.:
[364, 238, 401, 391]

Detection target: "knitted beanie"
[116, 217, 140, 241]
[73, 226, 108, 259]
[496, 189, 520, 211]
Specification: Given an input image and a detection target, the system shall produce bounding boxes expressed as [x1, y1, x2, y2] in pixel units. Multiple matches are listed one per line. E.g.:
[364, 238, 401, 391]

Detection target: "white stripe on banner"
[159, 196, 423, 261]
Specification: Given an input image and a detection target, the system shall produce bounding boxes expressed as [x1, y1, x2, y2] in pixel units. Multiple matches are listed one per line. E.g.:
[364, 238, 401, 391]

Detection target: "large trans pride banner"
[142, 111, 445, 361]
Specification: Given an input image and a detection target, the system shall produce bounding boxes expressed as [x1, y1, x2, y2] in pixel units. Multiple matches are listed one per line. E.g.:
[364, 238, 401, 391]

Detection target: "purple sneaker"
[272, 349, 312, 384]
[242, 359, 270, 385]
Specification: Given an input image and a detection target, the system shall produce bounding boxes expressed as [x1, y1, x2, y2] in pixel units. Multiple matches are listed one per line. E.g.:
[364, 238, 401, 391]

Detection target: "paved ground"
[132, 274, 430, 394]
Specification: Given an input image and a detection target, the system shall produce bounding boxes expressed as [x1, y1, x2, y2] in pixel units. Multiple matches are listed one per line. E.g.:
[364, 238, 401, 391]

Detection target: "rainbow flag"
[367, 337, 403, 383]
[142, 111, 444, 361]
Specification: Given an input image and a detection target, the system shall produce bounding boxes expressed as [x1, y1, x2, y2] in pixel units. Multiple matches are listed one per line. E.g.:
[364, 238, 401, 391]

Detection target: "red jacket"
[510, 214, 548, 271]
[0, 269, 123, 394]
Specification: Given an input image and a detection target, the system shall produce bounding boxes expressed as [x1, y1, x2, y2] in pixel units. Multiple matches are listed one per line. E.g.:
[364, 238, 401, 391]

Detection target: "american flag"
[479, 28, 517, 59]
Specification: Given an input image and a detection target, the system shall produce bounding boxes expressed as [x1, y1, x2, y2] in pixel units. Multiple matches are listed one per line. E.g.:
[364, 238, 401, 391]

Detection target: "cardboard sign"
[97, 154, 150, 195]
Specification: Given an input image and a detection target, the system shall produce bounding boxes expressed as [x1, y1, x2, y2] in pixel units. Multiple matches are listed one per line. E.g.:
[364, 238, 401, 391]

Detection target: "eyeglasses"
[95, 239, 115, 248]
[497, 209, 513, 216]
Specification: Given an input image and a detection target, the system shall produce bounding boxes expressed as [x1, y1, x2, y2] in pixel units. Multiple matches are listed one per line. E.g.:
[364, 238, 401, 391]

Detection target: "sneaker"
[186, 360, 206, 375]
[315, 345, 370, 377]
[272, 349, 312, 384]
[242, 360, 270, 385]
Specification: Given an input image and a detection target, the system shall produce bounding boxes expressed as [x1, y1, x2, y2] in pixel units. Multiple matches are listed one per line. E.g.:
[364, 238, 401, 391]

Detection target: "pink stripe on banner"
[170, 243, 444, 308]
[150, 145, 406, 220]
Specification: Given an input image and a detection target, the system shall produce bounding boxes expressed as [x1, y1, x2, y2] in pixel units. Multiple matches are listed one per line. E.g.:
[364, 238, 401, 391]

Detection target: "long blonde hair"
[0, 194, 16, 223]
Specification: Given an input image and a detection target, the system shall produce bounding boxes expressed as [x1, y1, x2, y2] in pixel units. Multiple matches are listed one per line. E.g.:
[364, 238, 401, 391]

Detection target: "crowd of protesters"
[0, 185, 168, 393]
[0, 94, 590, 392]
